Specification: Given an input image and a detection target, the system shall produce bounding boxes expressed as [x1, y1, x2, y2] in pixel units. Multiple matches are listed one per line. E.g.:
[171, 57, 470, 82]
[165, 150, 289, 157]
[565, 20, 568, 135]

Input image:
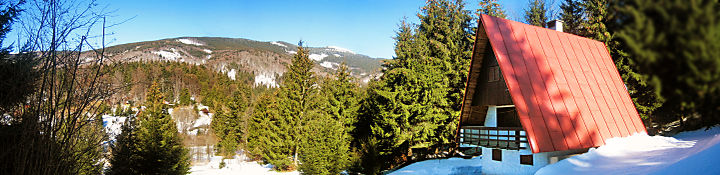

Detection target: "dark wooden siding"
[471, 46, 513, 107]
[461, 44, 513, 125]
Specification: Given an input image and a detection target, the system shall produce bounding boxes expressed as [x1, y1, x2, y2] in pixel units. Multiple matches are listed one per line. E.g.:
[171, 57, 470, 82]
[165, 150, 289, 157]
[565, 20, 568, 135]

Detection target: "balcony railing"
[459, 126, 528, 150]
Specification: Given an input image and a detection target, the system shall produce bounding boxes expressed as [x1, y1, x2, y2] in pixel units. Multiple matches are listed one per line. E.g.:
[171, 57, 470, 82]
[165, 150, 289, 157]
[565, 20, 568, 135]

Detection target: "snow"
[320, 61, 338, 69]
[537, 127, 720, 175]
[333, 53, 341, 57]
[227, 69, 236, 80]
[389, 157, 482, 175]
[327, 46, 355, 54]
[190, 152, 298, 175]
[308, 53, 328, 61]
[178, 38, 204, 46]
[388, 127, 720, 175]
[193, 113, 212, 129]
[153, 48, 182, 61]
[270, 41, 286, 48]
[203, 49, 212, 54]
[102, 115, 127, 141]
[254, 73, 278, 88]
[286, 50, 297, 55]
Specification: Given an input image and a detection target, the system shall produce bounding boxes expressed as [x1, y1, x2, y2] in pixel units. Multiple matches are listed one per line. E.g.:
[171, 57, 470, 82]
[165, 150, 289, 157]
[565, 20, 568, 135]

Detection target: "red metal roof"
[478, 14, 647, 153]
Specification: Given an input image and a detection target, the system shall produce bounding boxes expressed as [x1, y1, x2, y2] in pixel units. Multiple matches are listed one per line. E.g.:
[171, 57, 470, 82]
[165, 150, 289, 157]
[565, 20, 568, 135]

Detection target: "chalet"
[457, 14, 646, 175]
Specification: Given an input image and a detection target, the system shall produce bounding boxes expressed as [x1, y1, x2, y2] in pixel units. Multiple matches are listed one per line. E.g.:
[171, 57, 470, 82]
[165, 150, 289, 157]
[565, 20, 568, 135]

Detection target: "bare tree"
[0, 0, 117, 174]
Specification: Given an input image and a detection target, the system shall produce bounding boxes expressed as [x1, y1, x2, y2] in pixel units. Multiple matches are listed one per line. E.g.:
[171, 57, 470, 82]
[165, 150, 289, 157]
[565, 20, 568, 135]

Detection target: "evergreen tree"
[247, 91, 292, 169]
[580, 0, 611, 42]
[582, 0, 663, 121]
[358, 0, 474, 172]
[477, 0, 507, 18]
[560, 0, 584, 35]
[107, 82, 190, 174]
[299, 113, 350, 175]
[107, 117, 140, 175]
[524, 0, 550, 27]
[613, 0, 720, 130]
[178, 88, 193, 106]
[211, 89, 250, 157]
[247, 43, 320, 170]
[323, 63, 362, 138]
[298, 63, 359, 174]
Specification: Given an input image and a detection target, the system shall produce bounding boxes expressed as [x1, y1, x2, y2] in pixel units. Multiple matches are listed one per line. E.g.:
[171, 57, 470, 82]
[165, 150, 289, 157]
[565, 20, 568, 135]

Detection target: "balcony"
[459, 126, 528, 150]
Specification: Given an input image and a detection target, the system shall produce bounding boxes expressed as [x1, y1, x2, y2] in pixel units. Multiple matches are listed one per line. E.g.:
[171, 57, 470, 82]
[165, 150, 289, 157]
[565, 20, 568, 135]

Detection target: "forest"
[0, 0, 719, 175]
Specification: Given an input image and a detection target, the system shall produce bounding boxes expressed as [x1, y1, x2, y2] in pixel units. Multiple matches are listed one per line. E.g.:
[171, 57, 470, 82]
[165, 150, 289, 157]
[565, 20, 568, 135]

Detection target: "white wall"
[481, 147, 586, 175]
[484, 106, 497, 127]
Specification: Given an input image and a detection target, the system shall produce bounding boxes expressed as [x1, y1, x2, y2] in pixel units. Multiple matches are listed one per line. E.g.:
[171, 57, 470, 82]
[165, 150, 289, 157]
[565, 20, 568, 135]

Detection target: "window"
[492, 149, 502, 161]
[520, 154, 533, 165]
[488, 66, 501, 82]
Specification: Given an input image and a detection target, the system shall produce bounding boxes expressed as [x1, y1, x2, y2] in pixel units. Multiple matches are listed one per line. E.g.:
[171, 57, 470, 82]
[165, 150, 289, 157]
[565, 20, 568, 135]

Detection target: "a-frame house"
[457, 14, 647, 174]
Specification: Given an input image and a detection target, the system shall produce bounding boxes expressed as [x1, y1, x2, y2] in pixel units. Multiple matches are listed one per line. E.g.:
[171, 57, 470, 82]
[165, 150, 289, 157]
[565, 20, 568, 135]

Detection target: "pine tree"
[107, 82, 190, 174]
[524, 0, 550, 27]
[613, 0, 720, 130]
[477, 0, 507, 18]
[560, 0, 584, 35]
[358, 0, 474, 172]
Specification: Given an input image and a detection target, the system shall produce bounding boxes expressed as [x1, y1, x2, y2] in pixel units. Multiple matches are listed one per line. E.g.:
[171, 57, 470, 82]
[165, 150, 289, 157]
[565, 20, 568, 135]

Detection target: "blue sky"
[30, 0, 559, 59]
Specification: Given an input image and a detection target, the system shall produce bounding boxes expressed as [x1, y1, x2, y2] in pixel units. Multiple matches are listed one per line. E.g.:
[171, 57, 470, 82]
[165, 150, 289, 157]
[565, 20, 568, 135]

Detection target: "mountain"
[83, 37, 385, 87]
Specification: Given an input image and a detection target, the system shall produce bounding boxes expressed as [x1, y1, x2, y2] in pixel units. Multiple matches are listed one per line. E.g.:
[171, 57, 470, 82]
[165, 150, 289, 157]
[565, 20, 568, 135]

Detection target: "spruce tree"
[178, 88, 193, 106]
[298, 63, 359, 174]
[582, 0, 663, 121]
[299, 113, 349, 175]
[246, 91, 290, 168]
[107, 82, 190, 174]
[211, 89, 249, 157]
[477, 0, 507, 18]
[560, 0, 584, 35]
[613, 0, 720, 130]
[358, 0, 474, 172]
[247, 43, 320, 170]
[107, 117, 140, 175]
[524, 0, 550, 27]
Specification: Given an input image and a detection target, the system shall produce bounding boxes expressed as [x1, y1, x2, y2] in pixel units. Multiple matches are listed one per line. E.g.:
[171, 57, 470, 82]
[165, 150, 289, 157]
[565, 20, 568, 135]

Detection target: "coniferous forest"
[0, 0, 719, 174]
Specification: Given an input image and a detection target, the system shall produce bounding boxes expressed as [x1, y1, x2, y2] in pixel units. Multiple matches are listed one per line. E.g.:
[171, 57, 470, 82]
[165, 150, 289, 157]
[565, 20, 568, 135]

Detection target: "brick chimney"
[547, 20, 563, 32]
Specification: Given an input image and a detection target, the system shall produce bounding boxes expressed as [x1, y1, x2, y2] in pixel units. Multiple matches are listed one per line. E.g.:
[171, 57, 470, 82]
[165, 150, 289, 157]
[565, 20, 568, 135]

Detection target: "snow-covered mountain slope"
[84, 37, 384, 87]
[389, 127, 720, 175]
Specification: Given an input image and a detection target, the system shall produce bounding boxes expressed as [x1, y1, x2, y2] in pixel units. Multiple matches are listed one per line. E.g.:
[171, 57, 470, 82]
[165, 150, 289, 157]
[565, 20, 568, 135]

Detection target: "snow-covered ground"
[309, 53, 328, 61]
[389, 157, 482, 175]
[254, 73, 279, 88]
[190, 152, 298, 175]
[178, 38, 204, 46]
[327, 46, 355, 54]
[537, 126, 720, 175]
[390, 127, 720, 175]
[153, 48, 182, 61]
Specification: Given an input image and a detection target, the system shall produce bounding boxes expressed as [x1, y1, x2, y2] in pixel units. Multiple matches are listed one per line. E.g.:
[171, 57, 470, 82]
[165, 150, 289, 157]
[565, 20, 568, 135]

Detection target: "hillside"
[83, 37, 385, 87]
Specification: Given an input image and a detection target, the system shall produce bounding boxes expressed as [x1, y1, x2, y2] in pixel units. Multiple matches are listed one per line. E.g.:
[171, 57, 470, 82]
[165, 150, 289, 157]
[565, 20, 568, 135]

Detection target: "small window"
[492, 149, 502, 161]
[520, 154, 533, 165]
[487, 66, 501, 82]
[488, 67, 496, 82]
